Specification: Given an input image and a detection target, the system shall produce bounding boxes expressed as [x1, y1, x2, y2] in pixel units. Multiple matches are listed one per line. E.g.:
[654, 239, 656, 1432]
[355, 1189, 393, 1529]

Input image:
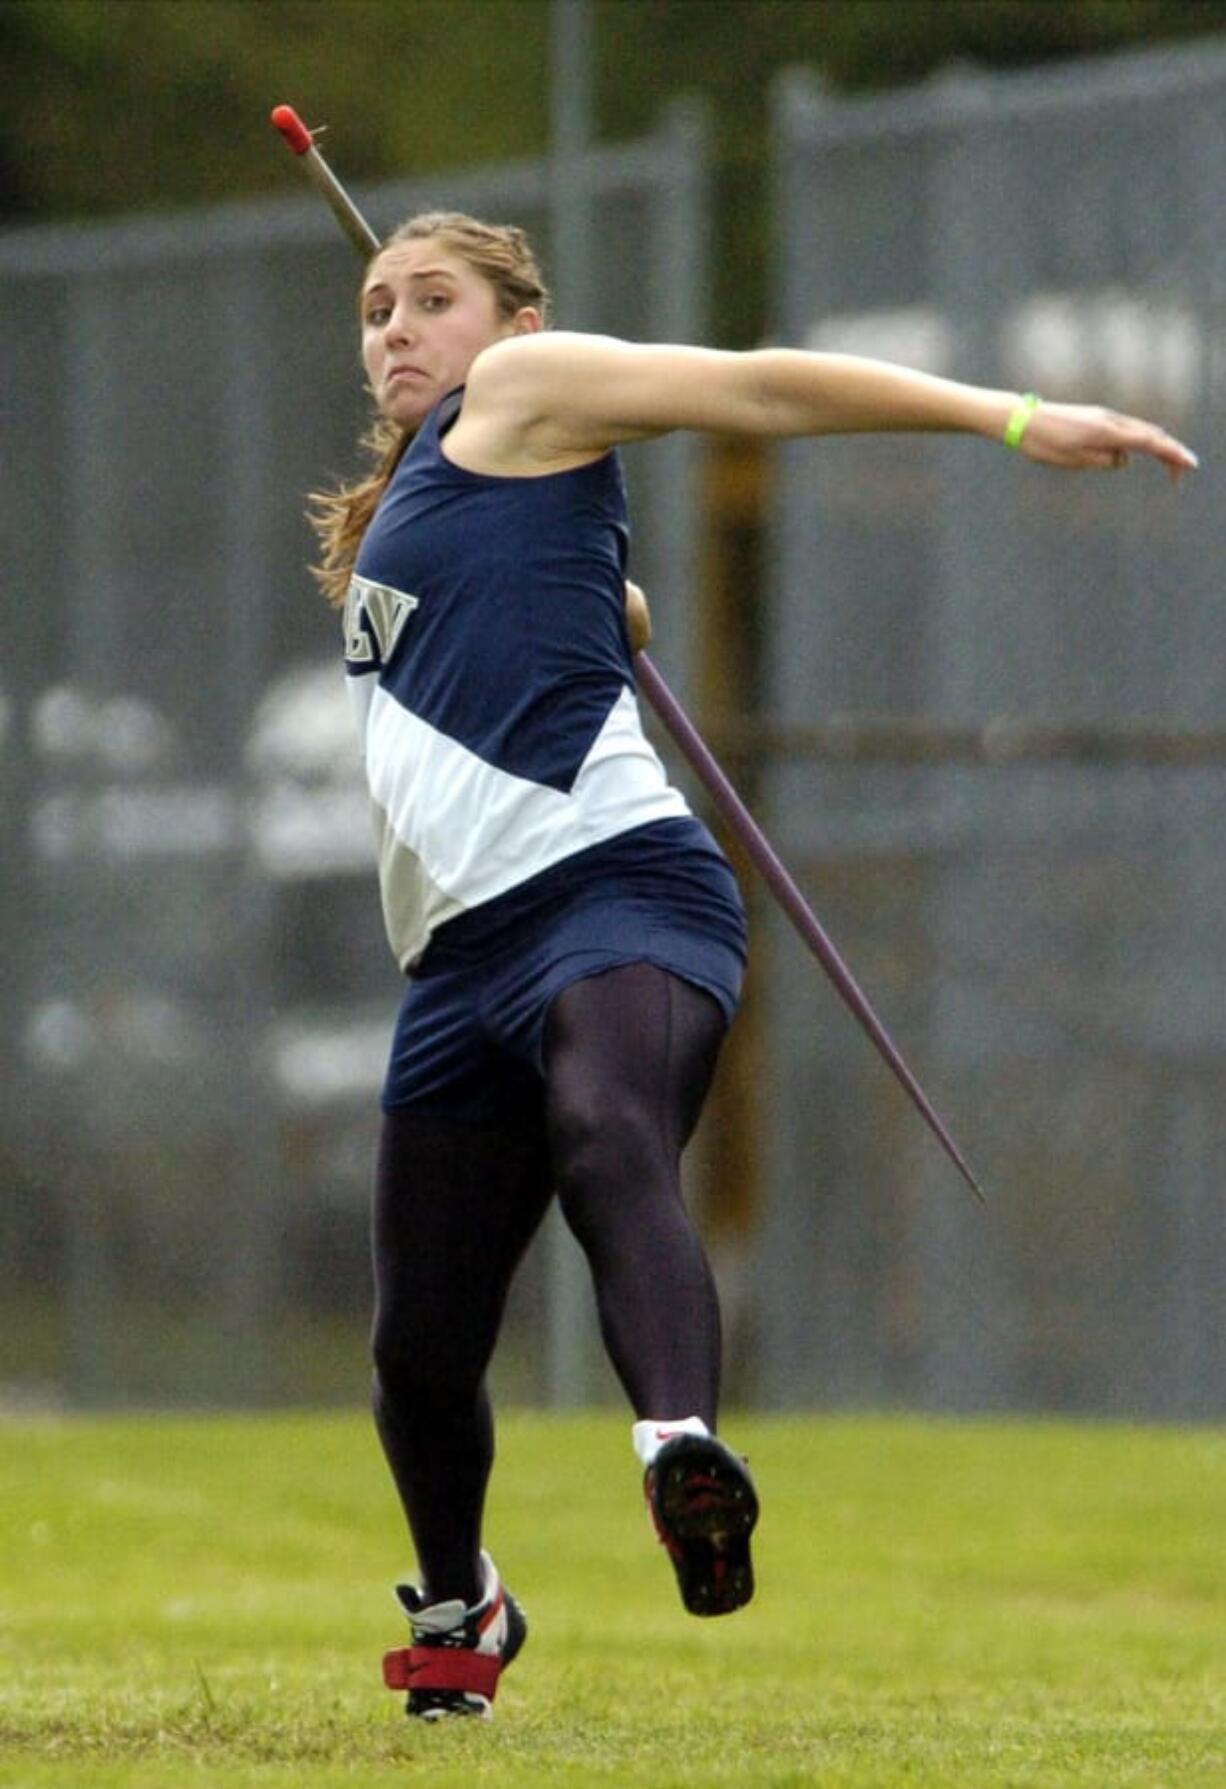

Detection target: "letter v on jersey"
[345, 575, 420, 665]
[270, 104, 985, 1206]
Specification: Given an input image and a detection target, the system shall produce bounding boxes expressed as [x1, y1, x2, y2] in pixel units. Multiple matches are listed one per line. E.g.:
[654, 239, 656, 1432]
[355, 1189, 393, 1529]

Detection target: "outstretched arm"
[468, 333, 1197, 480]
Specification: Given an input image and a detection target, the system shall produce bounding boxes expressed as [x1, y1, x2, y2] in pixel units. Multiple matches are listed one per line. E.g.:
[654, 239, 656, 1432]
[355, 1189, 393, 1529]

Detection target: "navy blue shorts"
[382, 818, 747, 1119]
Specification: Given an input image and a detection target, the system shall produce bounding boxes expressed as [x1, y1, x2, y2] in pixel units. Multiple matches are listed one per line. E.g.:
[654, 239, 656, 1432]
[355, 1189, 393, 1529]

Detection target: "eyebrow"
[362, 265, 460, 298]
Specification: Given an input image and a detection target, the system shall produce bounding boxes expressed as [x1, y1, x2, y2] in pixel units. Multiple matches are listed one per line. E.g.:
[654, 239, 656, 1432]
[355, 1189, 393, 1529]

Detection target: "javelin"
[269, 103, 985, 1205]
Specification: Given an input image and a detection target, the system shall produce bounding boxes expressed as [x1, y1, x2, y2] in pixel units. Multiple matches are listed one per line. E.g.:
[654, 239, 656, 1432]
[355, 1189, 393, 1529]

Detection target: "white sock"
[632, 1414, 710, 1467]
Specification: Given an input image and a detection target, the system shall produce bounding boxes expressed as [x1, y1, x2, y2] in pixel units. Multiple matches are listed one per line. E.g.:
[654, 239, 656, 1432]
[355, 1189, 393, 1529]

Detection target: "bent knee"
[550, 1087, 668, 1186]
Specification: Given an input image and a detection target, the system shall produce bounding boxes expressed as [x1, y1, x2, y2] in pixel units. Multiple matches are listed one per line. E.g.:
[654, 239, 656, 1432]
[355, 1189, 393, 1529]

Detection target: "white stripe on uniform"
[361, 682, 689, 967]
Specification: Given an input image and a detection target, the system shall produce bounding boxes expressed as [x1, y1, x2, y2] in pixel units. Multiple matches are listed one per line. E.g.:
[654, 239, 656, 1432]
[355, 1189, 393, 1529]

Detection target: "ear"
[510, 307, 544, 336]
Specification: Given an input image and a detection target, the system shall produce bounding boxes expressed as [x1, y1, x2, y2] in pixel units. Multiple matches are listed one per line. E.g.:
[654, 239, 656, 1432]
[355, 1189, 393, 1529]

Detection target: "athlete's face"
[361, 239, 534, 427]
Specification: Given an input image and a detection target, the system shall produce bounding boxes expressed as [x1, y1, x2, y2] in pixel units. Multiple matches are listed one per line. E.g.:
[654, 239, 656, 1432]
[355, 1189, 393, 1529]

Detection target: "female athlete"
[310, 211, 1195, 1719]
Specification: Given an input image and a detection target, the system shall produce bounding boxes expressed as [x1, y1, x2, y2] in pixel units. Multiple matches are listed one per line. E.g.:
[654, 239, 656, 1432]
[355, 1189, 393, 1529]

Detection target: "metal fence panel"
[7, 39, 1225, 1422]
[761, 42, 1226, 1418]
[0, 108, 708, 1408]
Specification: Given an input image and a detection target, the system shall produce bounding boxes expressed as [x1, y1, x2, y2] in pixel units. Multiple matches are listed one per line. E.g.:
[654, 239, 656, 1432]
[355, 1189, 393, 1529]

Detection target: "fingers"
[1109, 412, 1198, 476]
[1021, 402, 1198, 477]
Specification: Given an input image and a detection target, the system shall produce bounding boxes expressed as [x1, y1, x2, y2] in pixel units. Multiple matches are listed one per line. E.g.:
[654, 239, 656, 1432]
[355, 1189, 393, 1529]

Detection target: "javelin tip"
[270, 104, 313, 156]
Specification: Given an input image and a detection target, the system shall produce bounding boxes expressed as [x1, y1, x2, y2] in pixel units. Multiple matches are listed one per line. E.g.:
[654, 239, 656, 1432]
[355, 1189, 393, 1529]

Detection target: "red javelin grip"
[270, 104, 313, 156]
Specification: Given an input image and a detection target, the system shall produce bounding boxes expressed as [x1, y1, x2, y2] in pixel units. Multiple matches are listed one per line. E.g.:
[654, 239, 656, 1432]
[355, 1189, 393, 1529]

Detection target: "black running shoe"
[382, 1551, 527, 1720]
[644, 1432, 758, 1616]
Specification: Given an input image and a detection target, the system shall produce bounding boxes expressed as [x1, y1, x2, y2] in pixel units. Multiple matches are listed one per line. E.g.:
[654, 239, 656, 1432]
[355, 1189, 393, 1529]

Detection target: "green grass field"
[0, 1409, 1222, 1787]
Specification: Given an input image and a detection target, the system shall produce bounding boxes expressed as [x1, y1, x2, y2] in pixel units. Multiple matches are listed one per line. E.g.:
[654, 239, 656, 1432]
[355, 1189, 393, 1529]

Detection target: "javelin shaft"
[269, 102, 985, 1204]
[271, 105, 380, 257]
[304, 149, 380, 257]
[634, 656, 984, 1202]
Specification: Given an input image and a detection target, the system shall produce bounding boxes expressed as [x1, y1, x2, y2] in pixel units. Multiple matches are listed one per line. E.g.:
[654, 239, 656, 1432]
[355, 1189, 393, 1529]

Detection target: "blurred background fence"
[757, 43, 1226, 1420]
[0, 104, 709, 1408]
[1, 37, 1223, 1418]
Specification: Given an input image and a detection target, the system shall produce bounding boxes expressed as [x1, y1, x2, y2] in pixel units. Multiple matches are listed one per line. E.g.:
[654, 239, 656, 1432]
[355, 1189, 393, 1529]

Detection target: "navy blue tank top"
[343, 387, 690, 968]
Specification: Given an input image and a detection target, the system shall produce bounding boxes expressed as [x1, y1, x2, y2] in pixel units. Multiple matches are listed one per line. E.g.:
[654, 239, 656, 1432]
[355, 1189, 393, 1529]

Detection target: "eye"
[364, 303, 392, 327]
[420, 292, 451, 313]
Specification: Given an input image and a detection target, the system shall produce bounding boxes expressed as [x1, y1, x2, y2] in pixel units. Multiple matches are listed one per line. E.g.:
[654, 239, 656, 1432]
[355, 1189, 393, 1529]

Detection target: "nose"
[385, 297, 416, 347]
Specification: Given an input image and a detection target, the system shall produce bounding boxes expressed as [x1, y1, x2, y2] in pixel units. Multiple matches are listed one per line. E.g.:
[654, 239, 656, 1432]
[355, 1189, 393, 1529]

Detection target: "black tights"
[370, 963, 728, 1605]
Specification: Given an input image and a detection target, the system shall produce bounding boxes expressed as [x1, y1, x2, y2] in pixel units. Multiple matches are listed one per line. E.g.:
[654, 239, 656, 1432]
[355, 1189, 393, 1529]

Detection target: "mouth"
[385, 365, 428, 387]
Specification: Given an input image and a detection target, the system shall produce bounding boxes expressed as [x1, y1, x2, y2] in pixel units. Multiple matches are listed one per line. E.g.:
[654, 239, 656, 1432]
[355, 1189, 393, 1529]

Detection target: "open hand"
[1018, 402, 1198, 481]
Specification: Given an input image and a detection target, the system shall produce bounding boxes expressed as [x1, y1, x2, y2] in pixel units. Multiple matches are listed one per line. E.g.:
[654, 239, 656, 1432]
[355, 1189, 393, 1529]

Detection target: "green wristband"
[1003, 392, 1041, 449]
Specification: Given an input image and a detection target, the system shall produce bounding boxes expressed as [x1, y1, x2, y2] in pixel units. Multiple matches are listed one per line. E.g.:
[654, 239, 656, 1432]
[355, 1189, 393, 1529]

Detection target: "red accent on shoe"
[383, 1645, 502, 1698]
[475, 1588, 505, 1637]
[644, 1471, 685, 1560]
[383, 1647, 414, 1691]
[411, 1647, 502, 1697]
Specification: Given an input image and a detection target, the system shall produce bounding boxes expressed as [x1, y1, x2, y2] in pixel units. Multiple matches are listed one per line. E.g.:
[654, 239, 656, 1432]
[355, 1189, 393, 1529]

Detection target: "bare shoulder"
[451, 333, 640, 472]
[464, 332, 634, 420]
[473, 329, 630, 375]
[456, 332, 748, 465]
